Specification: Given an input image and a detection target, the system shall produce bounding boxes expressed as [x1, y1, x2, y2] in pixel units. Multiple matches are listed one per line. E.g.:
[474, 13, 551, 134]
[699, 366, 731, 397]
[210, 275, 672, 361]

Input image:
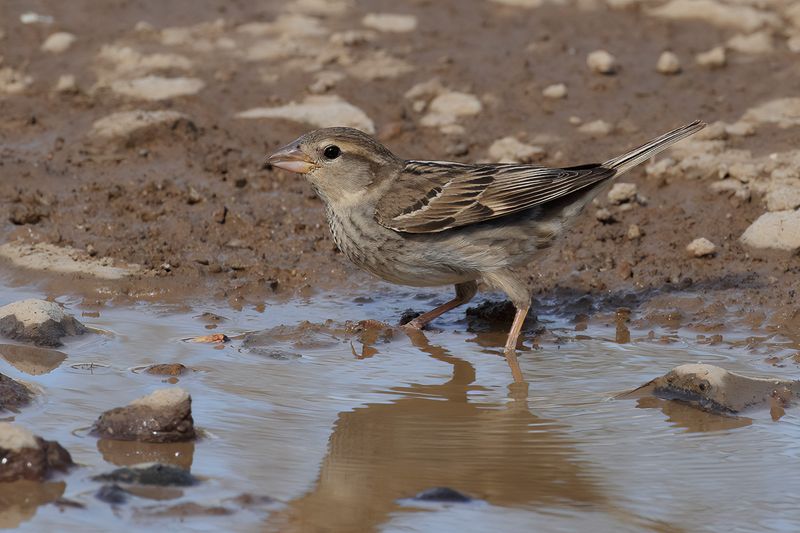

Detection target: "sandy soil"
[0, 0, 798, 339]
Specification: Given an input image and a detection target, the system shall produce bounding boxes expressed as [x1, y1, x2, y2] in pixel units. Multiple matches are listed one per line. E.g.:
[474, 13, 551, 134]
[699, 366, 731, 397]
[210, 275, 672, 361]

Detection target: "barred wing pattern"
[374, 160, 615, 233]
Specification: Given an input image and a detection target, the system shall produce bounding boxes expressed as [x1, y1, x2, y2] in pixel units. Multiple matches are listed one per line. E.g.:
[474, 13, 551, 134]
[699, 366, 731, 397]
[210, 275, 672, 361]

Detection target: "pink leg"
[503, 304, 529, 383]
[406, 281, 477, 329]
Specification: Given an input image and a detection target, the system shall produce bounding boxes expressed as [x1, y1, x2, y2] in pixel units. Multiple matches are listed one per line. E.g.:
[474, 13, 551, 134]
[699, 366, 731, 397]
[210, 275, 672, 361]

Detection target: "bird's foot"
[403, 318, 425, 330]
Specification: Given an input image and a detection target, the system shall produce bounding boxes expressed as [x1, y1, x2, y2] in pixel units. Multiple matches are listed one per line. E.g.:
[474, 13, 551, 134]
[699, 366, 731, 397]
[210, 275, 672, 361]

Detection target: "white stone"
[488, 137, 545, 163]
[20, 12, 54, 25]
[97, 45, 193, 76]
[0, 299, 66, 328]
[726, 162, 762, 183]
[765, 183, 800, 212]
[627, 224, 642, 240]
[361, 13, 417, 33]
[709, 179, 748, 195]
[55, 74, 77, 93]
[742, 98, 800, 128]
[420, 91, 482, 128]
[740, 210, 800, 251]
[607, 182, 638, 204]
[236, 95, 375, 134]
[727, 31, 773, 54]
[542, 83, 567, 99]
[578, 119, 613, 136]
[647, 0, 779, 32]
[724, 121, 754, 137]
[646, 157, 675, 178]
[0, 67, 32, 94]
[587, 49, 616, 74]
[90, 110, 189, 140]
[110, 75, 205, 100]
[0, 423, 38, 451]
[686, 237, 716, 257]
[656, 51, 681, 74]
[695, 46, 726, 68]
[404, 78, 444, 100]
[131, 388, 190, 409]
[41, 32, 76, 53]
[0, 242, 140, 279]
[347, 51, 413, 81]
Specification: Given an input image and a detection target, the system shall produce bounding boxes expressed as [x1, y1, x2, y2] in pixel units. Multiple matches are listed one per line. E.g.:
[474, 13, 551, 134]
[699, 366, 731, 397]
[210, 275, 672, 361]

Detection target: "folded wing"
[374, 160, 615, 233]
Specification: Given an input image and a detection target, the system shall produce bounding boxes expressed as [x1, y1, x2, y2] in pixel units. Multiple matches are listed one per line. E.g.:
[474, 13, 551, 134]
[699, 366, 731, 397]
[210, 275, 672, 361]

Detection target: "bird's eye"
[323, 145, 341, 160]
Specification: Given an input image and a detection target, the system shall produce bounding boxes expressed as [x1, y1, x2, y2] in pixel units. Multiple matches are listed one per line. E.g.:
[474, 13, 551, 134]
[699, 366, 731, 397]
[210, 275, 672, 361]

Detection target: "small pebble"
[687, 237, 716, 257]
[695, 46, 726, 69]
[54, 74, 78, 93]
[41, 32, 75, 53]
[578, 120, 613, 136]
[595, 208, 615, 223]
[361, 13, 417, 33]
[725, 122, 754, 137]
[542, 83, 567, 99]
[656, 51, 681, 74]
[727, 31, 773, 54]
[587, 50, 617, 74]
[627, 224, 642, 240]
[607, 182, 638, 204]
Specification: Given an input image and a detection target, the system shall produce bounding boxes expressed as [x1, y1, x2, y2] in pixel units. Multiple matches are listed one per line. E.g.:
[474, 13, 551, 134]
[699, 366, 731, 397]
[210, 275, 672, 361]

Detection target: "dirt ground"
[1, 0, 798, 341]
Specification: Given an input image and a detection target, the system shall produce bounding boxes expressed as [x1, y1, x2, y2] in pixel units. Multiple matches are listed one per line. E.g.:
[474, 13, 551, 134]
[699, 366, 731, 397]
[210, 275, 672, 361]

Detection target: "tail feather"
[603, 120, 706, 175]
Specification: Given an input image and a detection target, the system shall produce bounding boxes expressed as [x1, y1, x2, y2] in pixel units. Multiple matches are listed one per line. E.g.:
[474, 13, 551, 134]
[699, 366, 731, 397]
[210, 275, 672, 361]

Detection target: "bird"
[268, 120, 705, 382]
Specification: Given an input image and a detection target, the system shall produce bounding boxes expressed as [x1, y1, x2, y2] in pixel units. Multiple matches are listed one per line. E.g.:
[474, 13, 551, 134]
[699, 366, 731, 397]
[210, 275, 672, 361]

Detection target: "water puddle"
[2, 279, 800, 532]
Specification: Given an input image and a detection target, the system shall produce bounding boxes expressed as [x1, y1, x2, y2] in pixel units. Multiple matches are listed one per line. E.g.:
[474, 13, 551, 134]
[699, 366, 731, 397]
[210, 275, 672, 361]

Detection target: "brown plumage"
[268, 120, 705, 382]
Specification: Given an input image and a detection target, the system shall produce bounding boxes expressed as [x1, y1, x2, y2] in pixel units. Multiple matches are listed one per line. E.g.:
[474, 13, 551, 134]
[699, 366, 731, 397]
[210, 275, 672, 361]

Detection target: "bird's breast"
[323, 207, 472, 287]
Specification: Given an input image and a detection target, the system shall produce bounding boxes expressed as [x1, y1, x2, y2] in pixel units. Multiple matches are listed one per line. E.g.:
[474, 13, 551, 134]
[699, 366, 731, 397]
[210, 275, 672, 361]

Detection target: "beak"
[267, 146, 317, 174]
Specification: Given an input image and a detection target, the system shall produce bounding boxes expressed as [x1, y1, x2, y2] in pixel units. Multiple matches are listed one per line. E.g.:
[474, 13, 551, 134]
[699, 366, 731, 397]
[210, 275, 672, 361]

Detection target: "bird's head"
[267, 127, 401, 204]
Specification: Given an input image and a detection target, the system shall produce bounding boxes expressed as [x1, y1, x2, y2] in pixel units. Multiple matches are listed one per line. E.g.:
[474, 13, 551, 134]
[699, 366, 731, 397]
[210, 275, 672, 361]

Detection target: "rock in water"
[93, 388, 196, 442]
[0, 423, 74, 481]
[0, 373, 33, 412]
[92, 463, 198, 486]
[0, 299, 87, 347]
[413, 487, 472, 503]
[621, 363, 800, 414]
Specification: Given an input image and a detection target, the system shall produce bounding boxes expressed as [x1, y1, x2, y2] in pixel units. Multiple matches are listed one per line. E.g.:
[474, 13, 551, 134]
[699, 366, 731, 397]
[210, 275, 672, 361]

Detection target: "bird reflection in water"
[268, 326, 666, 532]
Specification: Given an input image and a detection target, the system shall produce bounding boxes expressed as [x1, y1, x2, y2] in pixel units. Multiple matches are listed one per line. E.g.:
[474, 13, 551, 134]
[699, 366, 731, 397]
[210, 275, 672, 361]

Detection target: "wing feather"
[375, 161, 615, 233]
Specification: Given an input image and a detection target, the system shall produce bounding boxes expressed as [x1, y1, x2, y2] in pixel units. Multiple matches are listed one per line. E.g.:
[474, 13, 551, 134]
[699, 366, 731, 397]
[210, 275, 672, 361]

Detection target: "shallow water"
[2, 278, 800, 533]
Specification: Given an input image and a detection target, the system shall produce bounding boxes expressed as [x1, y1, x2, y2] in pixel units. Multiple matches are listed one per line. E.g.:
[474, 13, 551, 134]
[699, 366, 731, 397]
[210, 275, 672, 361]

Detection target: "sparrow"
[268, 120, 705, 382]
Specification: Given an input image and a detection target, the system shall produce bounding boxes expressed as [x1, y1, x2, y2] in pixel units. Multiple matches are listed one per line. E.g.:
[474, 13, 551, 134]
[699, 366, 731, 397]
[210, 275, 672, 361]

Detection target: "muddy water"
[2, 279, 800, 532]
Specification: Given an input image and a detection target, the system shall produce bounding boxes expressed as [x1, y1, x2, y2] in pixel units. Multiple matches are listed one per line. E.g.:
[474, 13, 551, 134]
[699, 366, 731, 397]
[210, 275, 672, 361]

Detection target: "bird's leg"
[405, 281, 478, 329]
[503, 304, 529, 383]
